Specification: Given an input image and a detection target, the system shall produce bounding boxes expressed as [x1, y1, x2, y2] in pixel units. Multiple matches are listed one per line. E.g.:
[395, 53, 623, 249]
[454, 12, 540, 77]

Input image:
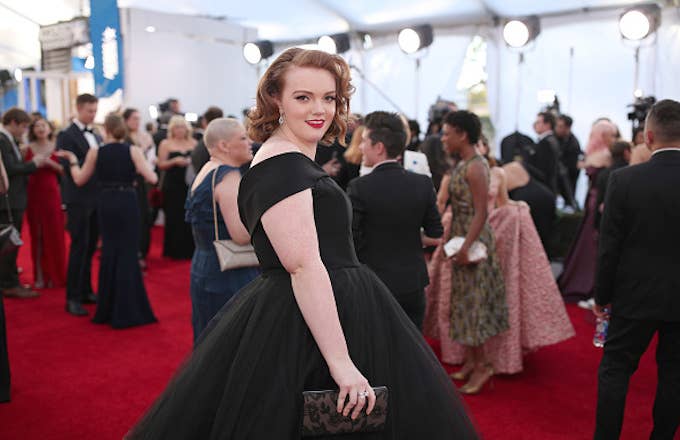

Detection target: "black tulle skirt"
[127, 265, 478, 439]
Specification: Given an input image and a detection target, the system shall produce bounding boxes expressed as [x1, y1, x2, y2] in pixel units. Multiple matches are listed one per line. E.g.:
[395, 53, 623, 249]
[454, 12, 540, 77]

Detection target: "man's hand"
[32, 154, 48, 167]
[593, 303, 611, 319]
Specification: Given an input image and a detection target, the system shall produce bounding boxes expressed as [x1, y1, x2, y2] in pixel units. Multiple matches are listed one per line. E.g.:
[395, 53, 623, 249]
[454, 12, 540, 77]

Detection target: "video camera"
[627, 96, 656, 127]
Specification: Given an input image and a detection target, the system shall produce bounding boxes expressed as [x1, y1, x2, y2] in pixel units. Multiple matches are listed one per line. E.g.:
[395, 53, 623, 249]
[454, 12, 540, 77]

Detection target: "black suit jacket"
[594, 158, 627, 229]
[347, 162, 443, 296]
[558, 133, 582, 177]
[529, 133, 560, 195]
[56, 123, 101, 207]
[595, 150, 680, 321]
[191, 139, 210, 173]
[0, 131, 36, 211]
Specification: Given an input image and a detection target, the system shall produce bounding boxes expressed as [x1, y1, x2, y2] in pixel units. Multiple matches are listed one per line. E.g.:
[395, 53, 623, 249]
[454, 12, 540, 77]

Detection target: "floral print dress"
[448, 155, 509, 346]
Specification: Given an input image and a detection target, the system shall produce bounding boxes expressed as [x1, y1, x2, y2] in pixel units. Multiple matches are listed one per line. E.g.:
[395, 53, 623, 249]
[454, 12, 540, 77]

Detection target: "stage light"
[148, 105, 159, 120]
[619, 5, 660, 41]
[317, 33, 350, 54]
[398, 25, 433, 54]
[362, 33, 373, 50]
[502, 16, 540, 48]
[242, 40, 274, 65]
[318, 36, 336, 54]
[13, 68, 22, 82]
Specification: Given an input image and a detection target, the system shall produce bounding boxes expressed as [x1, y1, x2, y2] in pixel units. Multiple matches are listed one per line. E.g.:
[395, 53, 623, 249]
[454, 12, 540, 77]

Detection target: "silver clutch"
[443, 236, 488, 262]
[212, 240, 259, 271]
[210, 168, 259, 271]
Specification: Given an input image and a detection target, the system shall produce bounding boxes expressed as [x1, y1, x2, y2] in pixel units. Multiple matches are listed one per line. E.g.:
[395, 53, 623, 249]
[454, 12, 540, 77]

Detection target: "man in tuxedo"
[0, 152, 10, 403]
[57, 94, 101, 316]
[347, 111, 443, 330]
[0, 108, 45, 299]
[555, 114, 583, 194]
[531, 111, 577, 209]
[594, 99, 680, 440]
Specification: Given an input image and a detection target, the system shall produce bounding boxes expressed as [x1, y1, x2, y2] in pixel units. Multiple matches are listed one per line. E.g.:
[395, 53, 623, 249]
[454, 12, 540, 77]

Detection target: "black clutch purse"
[301, 386, 388, 437]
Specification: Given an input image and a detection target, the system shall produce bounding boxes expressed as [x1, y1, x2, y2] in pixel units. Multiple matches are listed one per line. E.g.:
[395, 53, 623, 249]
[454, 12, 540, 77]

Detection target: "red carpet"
[0, 227, 666, 439]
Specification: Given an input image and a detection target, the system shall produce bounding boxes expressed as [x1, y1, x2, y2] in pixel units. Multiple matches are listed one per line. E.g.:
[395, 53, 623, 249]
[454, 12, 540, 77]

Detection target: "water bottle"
[593, 309, 610, 348]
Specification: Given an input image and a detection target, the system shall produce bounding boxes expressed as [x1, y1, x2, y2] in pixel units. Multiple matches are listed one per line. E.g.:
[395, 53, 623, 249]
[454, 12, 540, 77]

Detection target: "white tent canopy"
[2, 1, 678, 154]
[1, 0, 655, 42]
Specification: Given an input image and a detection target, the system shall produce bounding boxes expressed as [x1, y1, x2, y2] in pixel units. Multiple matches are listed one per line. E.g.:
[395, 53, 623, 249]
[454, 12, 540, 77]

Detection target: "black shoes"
[66, 301, 88, 316]
[2, 286, 40, 299]
[81, 293, 97, 304]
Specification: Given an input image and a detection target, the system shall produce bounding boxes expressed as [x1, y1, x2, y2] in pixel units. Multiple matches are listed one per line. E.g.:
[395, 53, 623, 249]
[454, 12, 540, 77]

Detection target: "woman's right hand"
[328, 358, 376, 420]
[173, 156, 190, 167]
[54, 150, 76, 163]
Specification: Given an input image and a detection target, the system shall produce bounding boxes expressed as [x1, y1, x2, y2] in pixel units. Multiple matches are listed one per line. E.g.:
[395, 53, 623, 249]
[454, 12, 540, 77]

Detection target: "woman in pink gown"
[424, 143, 574, 376]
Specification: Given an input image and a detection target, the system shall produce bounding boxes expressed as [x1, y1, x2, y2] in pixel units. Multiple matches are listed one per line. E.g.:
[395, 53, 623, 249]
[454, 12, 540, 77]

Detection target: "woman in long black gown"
[58, 113, 158, 328]
[158, 115, 196, 259]
[127, 49, 478, 439]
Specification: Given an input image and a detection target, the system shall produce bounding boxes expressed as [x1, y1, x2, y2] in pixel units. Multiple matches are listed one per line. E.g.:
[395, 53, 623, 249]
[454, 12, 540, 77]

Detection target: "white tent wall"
[348, 33, 472, 131]
[489, 7, 680, 152]
[120, 8, 258, 123]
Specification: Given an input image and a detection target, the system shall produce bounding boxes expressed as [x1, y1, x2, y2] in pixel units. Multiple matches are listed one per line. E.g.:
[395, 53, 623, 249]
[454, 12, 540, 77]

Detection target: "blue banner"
[89, 0, 124, 97]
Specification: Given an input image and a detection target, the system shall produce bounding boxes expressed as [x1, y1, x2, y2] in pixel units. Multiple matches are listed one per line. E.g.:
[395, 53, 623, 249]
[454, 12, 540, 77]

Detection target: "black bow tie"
[82, 127, 93, 134]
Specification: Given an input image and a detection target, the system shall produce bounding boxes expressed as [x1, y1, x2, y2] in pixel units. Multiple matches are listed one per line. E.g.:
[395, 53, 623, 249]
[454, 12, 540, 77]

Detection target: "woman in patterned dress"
[440, 110, 508, 394]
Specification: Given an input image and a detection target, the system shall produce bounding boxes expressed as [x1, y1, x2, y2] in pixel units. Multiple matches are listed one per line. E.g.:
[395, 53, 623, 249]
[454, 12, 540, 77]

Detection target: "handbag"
[443, 236, 487, 262]
[211, 168, 258, 271]
[301, 386, 389, 437]
[148, 171, 164, 208]
[0, 194, 23, 256]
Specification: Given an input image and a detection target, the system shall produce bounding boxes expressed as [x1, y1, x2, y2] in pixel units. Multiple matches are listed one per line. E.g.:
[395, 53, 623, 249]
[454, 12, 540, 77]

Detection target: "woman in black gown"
[58, 113, 158, 328]
[127, 49, 478, 439]
[158, 115, 196, 259]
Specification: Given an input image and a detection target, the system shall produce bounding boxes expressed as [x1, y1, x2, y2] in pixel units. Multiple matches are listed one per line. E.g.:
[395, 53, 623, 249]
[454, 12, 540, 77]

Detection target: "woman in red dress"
[24, 119, 66, 288]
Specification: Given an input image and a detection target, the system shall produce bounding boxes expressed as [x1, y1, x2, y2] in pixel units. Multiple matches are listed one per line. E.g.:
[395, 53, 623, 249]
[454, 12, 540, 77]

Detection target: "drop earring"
[278, 112, 284, 125]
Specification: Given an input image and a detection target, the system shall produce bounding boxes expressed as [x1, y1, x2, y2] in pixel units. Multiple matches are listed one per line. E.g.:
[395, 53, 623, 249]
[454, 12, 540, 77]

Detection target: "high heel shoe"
[450, 364, 474, 381]
[458, 366, 494, 395]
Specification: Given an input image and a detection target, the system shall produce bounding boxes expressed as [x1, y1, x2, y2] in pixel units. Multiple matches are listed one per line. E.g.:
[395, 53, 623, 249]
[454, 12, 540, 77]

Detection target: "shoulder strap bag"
[211, 168, 258, 271]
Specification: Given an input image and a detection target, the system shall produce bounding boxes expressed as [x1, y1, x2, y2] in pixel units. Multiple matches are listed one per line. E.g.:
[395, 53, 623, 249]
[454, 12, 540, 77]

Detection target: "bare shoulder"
[490, 165, 506, 182]
[466, 157, 488, 176]
[249, 139, 304, 168]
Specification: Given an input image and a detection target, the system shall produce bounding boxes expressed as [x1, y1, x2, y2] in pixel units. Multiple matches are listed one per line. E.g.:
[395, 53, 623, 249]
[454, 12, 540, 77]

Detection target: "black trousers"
[595, 316, 680, 440]
[0, 295, 9, 402]
[394, 289, 425, 331]
[65, 205, 99, 302]
[0, 209, 24, 289]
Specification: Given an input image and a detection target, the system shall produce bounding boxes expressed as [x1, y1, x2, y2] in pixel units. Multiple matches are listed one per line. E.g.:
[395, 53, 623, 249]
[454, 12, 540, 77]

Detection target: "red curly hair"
[248, 48, 354, 146]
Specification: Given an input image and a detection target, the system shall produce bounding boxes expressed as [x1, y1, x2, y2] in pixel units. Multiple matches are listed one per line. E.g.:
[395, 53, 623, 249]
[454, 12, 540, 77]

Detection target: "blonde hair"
[248, 48, 354, 146]
[204, 118, 242, 150]
[586, 120, 617, 156]
[167, 115, 192, 140]
[344, 125, 364, 165]
[104, 112, 127, 141]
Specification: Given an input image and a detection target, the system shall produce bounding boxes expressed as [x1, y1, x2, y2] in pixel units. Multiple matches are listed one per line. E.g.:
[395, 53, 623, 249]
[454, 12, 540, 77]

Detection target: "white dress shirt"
[73, 119, 100, 150]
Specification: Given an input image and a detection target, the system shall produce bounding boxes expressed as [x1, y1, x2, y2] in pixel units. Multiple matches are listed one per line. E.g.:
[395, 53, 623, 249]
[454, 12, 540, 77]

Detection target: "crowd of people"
[0, 46, 678, 439]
